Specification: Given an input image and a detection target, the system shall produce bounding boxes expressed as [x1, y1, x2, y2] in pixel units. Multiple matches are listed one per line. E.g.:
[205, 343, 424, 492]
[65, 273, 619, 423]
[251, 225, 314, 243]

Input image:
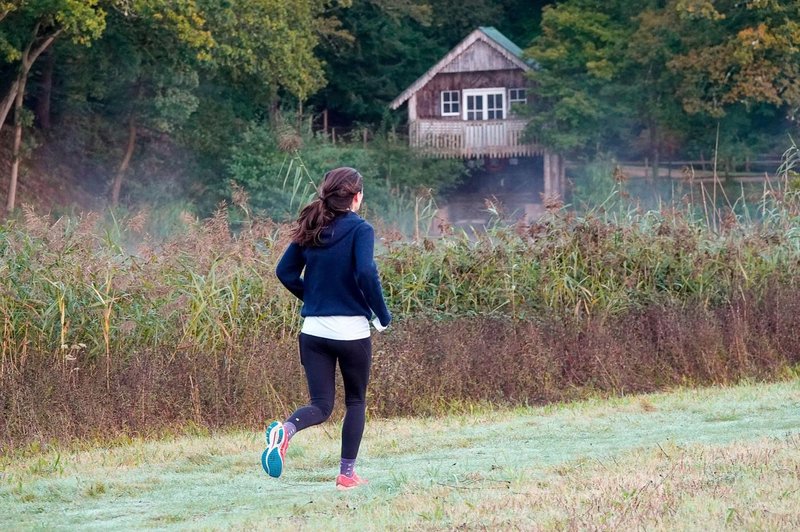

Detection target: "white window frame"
[462, 87, 506, 121]
[509, 88, 527, 105]
[440, 90, 461, 116]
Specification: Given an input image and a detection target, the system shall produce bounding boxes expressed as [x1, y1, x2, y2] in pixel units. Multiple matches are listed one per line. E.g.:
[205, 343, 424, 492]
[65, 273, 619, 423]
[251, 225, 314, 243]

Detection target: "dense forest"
[0, 0, 798, 222]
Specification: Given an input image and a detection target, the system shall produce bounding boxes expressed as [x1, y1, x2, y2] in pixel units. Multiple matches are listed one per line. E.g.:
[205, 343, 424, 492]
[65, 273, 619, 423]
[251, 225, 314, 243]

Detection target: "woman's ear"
[351, 190, 363, 211]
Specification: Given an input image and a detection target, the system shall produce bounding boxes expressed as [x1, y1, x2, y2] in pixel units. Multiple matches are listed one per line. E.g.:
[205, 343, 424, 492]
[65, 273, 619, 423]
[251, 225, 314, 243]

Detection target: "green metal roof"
[479, 26, 525, 61]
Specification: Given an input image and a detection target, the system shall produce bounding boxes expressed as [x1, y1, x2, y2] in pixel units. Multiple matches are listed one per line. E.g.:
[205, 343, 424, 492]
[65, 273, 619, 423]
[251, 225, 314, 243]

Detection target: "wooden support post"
[331, 127, 336, 145]
[323, 109, 328, 135]
[363, 128, 368, 148]
[543, 152, 552, 198]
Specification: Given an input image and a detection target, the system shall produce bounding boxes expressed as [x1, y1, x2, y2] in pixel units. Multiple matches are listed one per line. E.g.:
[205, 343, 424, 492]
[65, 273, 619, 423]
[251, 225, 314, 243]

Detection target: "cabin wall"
[415, 70, 529, 119]
[440, 39, 520, 73]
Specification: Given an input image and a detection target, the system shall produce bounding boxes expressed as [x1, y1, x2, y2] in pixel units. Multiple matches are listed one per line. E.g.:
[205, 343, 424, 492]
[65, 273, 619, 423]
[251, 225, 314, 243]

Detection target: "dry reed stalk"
[1, 312, 8, 378]
[189, 374, 202, 424]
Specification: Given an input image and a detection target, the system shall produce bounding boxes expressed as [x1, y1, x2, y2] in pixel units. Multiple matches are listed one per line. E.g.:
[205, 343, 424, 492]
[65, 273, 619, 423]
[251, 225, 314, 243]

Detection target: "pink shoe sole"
[335, 473, 368, 490]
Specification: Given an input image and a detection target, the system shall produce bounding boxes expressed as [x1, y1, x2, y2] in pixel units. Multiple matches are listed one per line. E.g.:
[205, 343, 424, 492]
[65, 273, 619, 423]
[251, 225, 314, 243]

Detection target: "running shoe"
[262, 421, 288, 478]
[335, 471, 369, 490]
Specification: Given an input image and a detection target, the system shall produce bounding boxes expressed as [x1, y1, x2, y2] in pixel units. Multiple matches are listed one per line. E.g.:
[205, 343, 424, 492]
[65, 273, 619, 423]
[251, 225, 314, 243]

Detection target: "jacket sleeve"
[275, 242, 305, 301]
[353, 223, 392, 327]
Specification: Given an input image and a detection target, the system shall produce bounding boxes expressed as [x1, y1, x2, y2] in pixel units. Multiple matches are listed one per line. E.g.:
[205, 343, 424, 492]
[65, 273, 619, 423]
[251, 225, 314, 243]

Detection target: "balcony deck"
[409, 119, 543, 159]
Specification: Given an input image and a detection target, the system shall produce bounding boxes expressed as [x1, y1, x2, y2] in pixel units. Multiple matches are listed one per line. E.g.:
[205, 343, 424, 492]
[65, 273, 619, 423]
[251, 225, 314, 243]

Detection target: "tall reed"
[1, 154, 799, 450]
[1, 179, 798, 364]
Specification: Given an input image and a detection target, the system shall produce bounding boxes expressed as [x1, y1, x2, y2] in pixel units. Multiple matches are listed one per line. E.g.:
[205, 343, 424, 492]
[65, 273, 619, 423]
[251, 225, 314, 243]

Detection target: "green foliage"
[524, 0, 799, 161]
[199, 0, 327, 102]
[3, 0, 799, 221]
[0, 1, 20, 61]
[669, 0, 800, 117]
[0, 0, 106, 58]
[308, 0, 443, 124]
[68, 1, 210, 126]
[523, 0, 643, 154]
[225, 122, 464, 229]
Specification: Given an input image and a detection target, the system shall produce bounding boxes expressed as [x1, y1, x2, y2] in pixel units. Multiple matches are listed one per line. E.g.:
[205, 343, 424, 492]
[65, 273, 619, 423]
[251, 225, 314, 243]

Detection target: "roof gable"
[390, 27, 532, 110]
[479, 26, 526, 60]
[440, 39, 519, 73]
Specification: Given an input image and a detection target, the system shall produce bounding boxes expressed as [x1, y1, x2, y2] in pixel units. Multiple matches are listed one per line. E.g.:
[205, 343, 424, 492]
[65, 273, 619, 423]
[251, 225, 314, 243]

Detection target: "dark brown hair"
[291, 167, 363, 246]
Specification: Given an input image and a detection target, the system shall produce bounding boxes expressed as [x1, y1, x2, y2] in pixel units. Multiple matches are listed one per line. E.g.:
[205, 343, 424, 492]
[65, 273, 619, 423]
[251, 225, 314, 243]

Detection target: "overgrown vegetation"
[225, 123, 463, 227]
[1, 149, 799, 450]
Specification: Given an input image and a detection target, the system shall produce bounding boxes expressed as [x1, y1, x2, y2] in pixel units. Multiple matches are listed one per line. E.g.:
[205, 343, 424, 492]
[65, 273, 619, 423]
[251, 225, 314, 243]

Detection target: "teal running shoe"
[262, 421, 288, 478]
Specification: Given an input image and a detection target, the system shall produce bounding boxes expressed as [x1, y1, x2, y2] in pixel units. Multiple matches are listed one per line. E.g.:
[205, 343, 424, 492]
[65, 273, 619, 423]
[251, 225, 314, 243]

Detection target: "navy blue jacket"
[276, 211, 392, 327]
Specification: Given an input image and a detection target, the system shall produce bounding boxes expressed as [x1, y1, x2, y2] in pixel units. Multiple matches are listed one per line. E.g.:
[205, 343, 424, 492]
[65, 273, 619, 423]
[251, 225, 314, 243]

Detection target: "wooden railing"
[409, 119, 543, 159]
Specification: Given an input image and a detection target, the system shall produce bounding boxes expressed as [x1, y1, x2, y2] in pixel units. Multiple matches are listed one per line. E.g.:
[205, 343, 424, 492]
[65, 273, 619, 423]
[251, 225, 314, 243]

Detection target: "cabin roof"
[479, 26, 526, 62]
[390, 27, 533, 110]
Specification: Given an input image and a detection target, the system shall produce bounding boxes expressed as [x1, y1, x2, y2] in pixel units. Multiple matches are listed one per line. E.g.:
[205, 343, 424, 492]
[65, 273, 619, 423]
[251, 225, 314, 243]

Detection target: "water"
[435, 156, 545, 232]
[434, 158, 784, 233]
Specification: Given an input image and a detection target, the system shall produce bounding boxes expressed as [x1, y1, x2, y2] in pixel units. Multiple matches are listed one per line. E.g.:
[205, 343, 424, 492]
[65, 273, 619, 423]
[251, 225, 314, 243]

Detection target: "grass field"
[2, 379, 799, 530]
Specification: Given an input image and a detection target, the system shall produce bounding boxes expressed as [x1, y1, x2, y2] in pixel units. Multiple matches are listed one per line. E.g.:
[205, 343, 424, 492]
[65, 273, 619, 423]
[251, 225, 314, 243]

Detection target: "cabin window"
[486, 93, 504, 119]
[509, 88, 527, 105]
[463, 88, 505, 120]
[441, 91, 460, 116]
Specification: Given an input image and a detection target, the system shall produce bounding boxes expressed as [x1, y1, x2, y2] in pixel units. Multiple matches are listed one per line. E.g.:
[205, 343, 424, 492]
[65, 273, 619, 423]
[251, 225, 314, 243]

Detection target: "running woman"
[264, 167, 392, 490]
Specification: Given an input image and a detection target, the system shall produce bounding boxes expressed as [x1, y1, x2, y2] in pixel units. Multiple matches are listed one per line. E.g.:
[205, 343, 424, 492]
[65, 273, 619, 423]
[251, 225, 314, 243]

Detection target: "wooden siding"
[416, 70, 528, 119]
[390, 28, 532, 110]
[440, 39, 519, 73]
[409, 119, 542, 159]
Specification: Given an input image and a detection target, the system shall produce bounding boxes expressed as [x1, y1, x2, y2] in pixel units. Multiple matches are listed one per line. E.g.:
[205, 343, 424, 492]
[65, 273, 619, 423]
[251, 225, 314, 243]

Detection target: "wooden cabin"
[391, 27, 564, 201]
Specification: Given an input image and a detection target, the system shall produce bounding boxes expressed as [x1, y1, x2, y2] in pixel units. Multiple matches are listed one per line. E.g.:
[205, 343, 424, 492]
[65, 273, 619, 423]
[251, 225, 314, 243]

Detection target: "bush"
[226, 122, 464, 232]
[1, 176, 800, 451]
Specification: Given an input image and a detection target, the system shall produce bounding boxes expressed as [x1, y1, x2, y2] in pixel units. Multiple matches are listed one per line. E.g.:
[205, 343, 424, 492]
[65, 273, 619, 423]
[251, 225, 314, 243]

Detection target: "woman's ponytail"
[291, 167, 363, 246]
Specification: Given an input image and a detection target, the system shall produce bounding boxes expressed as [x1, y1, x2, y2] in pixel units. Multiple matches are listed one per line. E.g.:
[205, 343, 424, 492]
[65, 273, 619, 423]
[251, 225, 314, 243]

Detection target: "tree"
[103, 1, 211, 206]
[200, 0, 331, 107]
[54, 1, 213, 206]
[523, 0, 800, 166]
[1, 0, 106, 212]
[308, 0, 439, 125]
[667, 0, 800, 120]
[523, 1, 648, 155]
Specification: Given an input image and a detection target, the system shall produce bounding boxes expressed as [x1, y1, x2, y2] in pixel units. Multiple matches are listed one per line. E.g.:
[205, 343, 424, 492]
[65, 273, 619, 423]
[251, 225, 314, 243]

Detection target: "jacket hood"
[318, 211, 364, 247]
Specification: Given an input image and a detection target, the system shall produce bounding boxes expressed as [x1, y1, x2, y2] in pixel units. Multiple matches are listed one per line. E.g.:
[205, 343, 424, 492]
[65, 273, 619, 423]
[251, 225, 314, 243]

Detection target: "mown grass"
[1, 379, 799, 530]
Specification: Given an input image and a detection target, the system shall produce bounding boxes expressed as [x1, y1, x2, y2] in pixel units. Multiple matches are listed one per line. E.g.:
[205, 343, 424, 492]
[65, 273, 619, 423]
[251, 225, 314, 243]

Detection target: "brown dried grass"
[2, 286, 799, 452]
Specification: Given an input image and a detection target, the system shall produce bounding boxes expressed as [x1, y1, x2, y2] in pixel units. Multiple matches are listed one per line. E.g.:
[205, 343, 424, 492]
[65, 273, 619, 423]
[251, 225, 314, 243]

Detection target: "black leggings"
[287, 333, 372, 459]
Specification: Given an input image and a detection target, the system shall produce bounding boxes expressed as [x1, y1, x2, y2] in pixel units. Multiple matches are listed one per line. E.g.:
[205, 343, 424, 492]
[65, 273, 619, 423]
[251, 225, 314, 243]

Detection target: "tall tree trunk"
[4, 24, 62, 212]
[6, 74, 28, 213]
[35, 48, 55, 129]
[111, 115, 137, 206]
[0, 79, 20, 131]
